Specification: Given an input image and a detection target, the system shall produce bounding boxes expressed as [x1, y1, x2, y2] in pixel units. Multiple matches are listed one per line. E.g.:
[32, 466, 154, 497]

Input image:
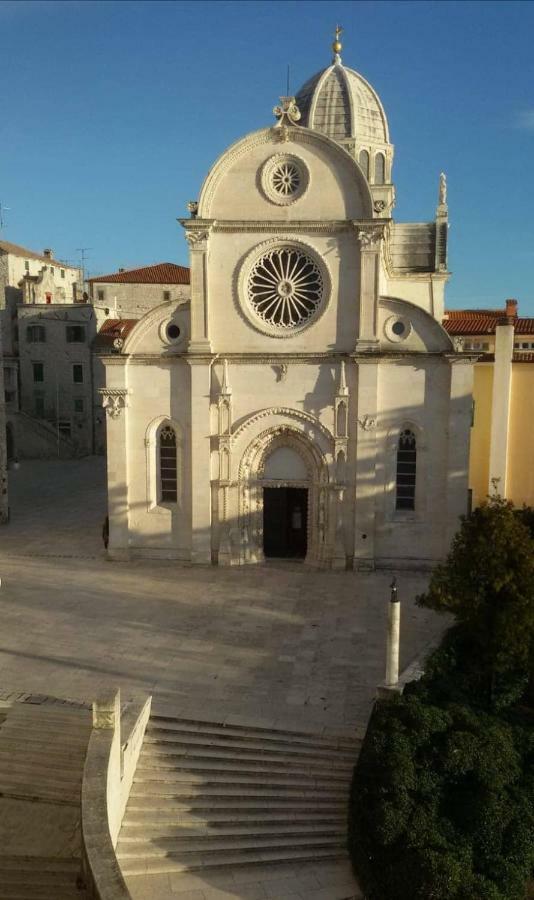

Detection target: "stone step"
[117, 832, 344, 859]
[0, 742, 87, 765]
[136, 756, 352, 781]
[0, 857, 81, 873]
[0, 726, 89, 746]
[129, 776, 349, 795]
[118, 845, 345, 876]
[0, 760, 82, 786]
[148, 716, 358, 751]
[125, 795, 345, 813]
[122, 810, 346, 827]
[1, 709, 89, 730]
[119, 822, 346, 840]
[143, 731, 358, 761]
[0, 857, 84, 897]
[0, 778, 80, 804]
[0, 887, 83, 899]
[134, 769, 351, 792]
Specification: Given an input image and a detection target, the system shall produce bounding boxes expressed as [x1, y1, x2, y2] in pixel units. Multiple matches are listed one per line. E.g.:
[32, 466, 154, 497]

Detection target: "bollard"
[385, 577, 401, 687]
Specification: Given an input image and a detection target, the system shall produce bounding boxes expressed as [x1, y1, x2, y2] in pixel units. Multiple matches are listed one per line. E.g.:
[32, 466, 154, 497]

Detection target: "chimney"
[505, 298, 518, 318]
[43, 249, 53, 259]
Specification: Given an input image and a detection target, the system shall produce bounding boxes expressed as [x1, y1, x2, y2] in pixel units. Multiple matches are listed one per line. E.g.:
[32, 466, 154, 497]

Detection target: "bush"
[349, 695, 534, 900]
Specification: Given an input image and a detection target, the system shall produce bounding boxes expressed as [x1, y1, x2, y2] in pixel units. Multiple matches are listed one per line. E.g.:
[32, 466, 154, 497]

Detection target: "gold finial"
[332, 24, 343, 60]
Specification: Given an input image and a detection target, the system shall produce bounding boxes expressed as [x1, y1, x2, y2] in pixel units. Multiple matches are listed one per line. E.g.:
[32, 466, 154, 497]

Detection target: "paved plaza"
[0, 458, 442, 735]
[0, 458, 445, 899]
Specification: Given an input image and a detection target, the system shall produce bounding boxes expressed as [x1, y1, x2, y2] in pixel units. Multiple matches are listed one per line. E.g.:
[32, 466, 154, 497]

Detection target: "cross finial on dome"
[332, 24, 343, 64]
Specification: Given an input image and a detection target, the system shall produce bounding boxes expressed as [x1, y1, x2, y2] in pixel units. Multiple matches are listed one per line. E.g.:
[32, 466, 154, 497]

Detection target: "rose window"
[260, 154, 309, 206]
[271, 161, 300, 197]
[247, 247, 324, 329]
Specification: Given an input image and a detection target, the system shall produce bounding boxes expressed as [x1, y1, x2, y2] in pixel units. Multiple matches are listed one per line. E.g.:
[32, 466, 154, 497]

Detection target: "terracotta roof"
[88, 263, 190, 285]
[443, 309, 534, 336]
[93, 319, 138, 350]
[0, 239, 75, 269]
[514, 319, 534, 334]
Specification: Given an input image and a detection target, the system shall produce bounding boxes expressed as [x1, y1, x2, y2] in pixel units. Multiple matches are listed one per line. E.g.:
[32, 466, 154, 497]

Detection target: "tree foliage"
[416, 497, 534, 705]
[349, 695, 534, 900]
[348, 499, 534, 899]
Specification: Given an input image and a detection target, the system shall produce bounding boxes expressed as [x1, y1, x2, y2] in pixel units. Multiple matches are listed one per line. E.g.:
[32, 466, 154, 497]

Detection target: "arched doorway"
[263, 446, 309, 558]
[238, 425, 330, 565]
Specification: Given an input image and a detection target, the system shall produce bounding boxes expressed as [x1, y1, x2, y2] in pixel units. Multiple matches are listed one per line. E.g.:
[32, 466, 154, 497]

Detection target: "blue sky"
[1, 0, 533, 312]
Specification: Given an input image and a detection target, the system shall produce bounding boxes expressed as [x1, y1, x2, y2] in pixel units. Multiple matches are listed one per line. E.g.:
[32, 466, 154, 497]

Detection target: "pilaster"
[182, 223, 213, 353]
[188, 358, 212, 564]
[100, 383, 130, 558]
[355, 223, 385, 350]
[488, 321, 515, 496]
[217, 359, 233, 566]
[446, 358, 474, 548]
[353, 359, 379, 569]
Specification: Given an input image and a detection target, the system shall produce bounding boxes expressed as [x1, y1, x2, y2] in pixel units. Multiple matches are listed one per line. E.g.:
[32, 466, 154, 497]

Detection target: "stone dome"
[295, 62, 390, 146]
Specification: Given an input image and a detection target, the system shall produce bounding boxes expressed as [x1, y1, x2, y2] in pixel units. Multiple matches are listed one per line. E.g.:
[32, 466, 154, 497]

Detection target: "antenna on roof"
[76, 247, 92, 286]
[0, 202, 11, 231]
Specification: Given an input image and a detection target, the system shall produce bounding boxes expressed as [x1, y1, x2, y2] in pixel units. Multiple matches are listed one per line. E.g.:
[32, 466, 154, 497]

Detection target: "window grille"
[396, 428, 417, 510]
[159, 426, 177, 502]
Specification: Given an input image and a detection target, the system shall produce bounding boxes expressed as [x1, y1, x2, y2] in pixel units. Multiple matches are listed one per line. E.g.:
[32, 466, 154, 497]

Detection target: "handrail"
[81, 691, 152, 900]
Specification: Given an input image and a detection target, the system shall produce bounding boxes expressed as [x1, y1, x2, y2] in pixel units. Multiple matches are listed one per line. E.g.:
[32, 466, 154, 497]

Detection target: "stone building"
[89, 264, 191, 453]
[0, 239, 92, 459]
[88, 263, 190, 328]
[443, 300, 534, 508]
[101, 39, 474, 568]
[16, 303, 96, 458]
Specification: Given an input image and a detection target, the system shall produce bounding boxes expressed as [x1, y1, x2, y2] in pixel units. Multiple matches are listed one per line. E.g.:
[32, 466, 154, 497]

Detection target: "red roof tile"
[88, 263, 190, 285]
[443, 309, 534, 336]
[93, 319, 138, 350]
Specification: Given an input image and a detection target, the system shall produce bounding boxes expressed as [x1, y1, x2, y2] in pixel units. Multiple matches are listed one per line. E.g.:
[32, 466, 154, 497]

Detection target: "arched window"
[159, 425, 177, 502]
[358, 149, 370, 180]
[374, 152, 386, 185]
[396, 429, 417, 510]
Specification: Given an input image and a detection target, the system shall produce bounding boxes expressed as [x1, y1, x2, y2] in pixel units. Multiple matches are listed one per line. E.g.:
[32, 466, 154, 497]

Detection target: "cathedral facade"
[102, 41, 474, 569]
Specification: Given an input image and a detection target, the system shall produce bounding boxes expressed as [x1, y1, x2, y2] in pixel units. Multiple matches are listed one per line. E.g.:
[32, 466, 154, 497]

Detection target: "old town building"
[443, 300, 534, 509]
[101, 39, 474, 568]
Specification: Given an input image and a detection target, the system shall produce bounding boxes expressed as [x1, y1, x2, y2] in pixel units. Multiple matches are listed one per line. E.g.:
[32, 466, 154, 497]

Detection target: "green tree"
[417, 497, 534, 709]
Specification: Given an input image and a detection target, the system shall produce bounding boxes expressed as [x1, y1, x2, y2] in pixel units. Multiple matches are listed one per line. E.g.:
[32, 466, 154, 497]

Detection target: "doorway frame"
[238, 424, 329, 566]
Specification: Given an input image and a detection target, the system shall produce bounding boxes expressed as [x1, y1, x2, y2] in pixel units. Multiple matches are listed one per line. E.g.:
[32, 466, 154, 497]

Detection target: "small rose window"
[261, 154, 309, 206]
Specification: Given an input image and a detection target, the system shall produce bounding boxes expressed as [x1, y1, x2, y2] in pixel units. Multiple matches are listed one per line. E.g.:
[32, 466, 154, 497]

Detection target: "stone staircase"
[117, 714, 361, 879]
[0, 701, 91, 899]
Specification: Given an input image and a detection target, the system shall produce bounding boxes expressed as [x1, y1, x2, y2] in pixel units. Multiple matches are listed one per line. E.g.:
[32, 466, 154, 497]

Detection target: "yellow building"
[443, 300, 534, 509]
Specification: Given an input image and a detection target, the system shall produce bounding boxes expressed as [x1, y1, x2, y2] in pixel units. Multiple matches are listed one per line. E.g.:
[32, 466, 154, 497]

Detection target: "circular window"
[261, 154, 309, 206]
[247, 247, 324, 330]
[166, 323, 181, 341]
[384, 315, 412, 344]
